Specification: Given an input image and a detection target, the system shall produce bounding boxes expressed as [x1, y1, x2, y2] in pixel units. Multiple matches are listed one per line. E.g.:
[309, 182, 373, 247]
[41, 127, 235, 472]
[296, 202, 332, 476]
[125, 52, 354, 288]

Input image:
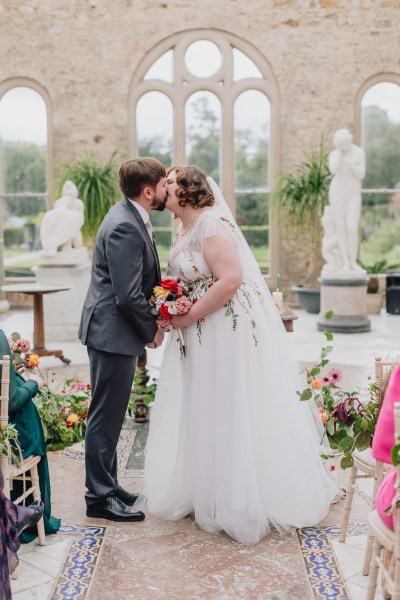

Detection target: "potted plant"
[58, 151, 120, 245]
[358, 259, 400, 314]
[273, 140, 331, 313]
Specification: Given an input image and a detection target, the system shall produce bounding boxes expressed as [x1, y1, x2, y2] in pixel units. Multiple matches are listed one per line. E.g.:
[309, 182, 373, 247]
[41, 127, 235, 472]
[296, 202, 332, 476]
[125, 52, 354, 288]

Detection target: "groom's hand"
[146, 327, 165, 349]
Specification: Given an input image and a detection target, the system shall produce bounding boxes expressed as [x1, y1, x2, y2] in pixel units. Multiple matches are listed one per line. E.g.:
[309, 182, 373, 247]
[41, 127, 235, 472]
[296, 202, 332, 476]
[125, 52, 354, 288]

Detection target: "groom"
[79, 157, 166, 521]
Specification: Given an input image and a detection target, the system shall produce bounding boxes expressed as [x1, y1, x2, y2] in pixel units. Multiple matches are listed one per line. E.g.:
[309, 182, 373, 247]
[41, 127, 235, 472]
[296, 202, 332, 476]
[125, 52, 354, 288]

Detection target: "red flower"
[160, 277, 180, 294]
[82, 412, 88, 420]
[159, 303, 171, 319]
[330, 465, 336, 472]
[86, 384, 91, 390]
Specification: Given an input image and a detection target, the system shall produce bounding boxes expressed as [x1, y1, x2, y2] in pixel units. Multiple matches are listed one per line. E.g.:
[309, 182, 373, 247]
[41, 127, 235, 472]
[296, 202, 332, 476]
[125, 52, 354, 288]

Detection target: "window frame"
[128, 29, 280, 282]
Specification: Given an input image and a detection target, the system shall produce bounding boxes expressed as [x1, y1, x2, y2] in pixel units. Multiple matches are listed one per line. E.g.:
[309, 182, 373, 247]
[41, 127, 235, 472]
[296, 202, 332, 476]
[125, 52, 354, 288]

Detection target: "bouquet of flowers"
[7, 332, 40, 370]
[300, 311, 380, 469]
[149, 277, 192, 355]
[34, 376, 91, 450]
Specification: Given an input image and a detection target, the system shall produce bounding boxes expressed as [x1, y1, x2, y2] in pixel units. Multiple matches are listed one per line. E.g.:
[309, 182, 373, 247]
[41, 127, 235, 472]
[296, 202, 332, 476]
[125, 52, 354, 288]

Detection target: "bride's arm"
[170, 223, 242, 329]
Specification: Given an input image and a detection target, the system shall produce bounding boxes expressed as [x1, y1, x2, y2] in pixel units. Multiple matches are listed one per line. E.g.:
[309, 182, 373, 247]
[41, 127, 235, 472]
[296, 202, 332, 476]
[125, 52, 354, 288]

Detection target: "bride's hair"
[167, 166, 214, 209]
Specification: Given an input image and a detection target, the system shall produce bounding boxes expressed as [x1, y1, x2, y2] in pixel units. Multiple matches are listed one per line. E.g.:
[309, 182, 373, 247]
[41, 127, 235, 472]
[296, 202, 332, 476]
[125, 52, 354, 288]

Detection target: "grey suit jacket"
[79, 198, 161, 356]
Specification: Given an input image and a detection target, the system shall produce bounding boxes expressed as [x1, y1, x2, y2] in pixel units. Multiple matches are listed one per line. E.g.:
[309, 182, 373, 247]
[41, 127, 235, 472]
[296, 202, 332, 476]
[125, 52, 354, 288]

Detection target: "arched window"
[357, 78, 400, 266]
[129, 32, 279, 275]
[0, 82, 51, 274]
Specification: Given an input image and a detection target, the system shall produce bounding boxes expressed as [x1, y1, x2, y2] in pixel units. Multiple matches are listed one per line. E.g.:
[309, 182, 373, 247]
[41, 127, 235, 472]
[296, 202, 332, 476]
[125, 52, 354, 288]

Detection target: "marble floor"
[3, 307, 399, 599]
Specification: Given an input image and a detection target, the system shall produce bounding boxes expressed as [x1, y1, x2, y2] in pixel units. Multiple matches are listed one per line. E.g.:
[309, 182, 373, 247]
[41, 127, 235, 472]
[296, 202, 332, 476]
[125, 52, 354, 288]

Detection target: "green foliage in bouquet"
[34, 377, 91, 451]
[0, 423, 21, 467]
[300, 311, 380, 469]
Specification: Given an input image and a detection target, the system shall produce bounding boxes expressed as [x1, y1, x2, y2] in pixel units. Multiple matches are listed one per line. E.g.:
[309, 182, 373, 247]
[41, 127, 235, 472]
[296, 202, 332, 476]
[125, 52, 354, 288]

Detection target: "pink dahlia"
[7, 338, 16, 352]
[174, 296, 191, 315]
[328, 368, 342, 384]
[17, 338, 31, 353]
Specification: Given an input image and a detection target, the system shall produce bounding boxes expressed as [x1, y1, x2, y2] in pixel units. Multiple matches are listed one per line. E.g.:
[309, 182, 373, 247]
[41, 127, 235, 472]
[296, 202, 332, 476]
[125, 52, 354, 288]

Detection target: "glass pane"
[0, 87, 47, 274]
[144, 50, 173, 83]
[361, 82, 400, 190]
[185, 91, 221, 184]
[184, 40, 222, 78]
[136, 91, 173, 269]
[236, 192, 269, 274]
[360, 191, 400, 267]
[234, 90, 270, 273]
[233, 48, 262, 81]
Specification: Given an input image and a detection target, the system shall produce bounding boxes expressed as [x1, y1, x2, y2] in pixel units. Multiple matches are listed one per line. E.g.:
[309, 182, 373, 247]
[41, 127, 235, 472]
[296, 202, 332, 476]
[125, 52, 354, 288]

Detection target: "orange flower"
[66, 413, 80, 427]
[311, 378, 322, 390]
[82, 412, 88, 420]
[317, 406, 324, 413]
[321, 411, 329, 424]
[26, 353, 40, 368]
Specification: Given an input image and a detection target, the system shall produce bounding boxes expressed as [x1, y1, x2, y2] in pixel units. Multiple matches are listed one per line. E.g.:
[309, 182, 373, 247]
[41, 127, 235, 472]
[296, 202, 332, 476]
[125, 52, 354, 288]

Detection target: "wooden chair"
[366, 401, 400, 600]
[0, 354, 45, 546]
[339, 357, 395, 576]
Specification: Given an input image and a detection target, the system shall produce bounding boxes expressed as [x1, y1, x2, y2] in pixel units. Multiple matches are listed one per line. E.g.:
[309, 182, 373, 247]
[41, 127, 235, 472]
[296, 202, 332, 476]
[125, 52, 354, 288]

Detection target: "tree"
[2, 142, 46, 216]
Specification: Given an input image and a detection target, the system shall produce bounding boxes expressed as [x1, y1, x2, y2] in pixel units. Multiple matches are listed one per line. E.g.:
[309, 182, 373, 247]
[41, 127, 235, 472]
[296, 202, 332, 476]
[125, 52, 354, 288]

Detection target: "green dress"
[0, 330, 61, 543]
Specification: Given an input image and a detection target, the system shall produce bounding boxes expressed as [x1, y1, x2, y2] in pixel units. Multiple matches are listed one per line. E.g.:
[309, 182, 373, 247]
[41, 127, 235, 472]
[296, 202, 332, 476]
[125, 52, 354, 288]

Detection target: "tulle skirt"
[141, 284, 337, 545]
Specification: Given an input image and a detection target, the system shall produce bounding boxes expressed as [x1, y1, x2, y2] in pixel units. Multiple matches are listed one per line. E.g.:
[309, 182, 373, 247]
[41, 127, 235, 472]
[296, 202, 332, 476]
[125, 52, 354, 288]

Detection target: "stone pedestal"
[317, 276, 371, 333]
[34, 249, 91, 342]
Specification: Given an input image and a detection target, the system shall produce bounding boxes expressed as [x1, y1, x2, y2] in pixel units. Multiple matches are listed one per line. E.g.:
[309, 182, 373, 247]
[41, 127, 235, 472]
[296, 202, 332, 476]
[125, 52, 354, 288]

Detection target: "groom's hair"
[119, 157, 166, 199]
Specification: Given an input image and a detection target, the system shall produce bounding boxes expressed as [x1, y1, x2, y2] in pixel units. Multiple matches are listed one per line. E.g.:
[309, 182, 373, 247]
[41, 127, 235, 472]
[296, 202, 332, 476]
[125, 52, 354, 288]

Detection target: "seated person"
[371, 363, 400, 530]
[0, 329, 60, 543]
[0, 471, 43, 598]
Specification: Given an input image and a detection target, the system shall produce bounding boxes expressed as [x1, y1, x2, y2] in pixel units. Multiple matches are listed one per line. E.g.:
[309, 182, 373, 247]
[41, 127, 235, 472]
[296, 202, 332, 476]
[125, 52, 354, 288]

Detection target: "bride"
[139, 165, 337, 545]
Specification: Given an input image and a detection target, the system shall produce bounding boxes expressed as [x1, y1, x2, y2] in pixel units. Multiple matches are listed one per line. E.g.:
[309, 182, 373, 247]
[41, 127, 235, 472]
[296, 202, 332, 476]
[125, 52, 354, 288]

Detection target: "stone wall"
[0, 0, 399, 293]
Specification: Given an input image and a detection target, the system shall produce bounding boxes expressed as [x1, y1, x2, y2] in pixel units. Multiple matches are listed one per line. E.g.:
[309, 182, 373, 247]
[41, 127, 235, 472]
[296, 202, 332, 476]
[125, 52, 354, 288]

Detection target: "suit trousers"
[85, 346, 137, 506]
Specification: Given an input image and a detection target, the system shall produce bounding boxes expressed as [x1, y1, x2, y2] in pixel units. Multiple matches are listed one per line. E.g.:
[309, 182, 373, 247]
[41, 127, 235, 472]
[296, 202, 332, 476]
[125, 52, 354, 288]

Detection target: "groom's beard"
[154, 199, 166, 212]
[151, 194, 167, 212]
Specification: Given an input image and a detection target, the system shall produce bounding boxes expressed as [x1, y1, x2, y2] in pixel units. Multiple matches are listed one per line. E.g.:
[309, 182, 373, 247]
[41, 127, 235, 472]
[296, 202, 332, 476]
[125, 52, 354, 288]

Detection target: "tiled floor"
[4, 307, 400, 599]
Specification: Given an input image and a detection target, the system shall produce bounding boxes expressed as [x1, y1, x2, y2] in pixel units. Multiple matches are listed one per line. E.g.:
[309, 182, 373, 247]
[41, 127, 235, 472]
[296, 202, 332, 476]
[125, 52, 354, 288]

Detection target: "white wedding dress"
[141, 187, 337, 545]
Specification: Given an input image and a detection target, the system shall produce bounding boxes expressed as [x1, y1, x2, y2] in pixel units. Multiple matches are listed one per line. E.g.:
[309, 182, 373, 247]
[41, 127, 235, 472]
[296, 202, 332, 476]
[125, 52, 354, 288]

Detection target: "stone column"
[317, 275, 371, 333]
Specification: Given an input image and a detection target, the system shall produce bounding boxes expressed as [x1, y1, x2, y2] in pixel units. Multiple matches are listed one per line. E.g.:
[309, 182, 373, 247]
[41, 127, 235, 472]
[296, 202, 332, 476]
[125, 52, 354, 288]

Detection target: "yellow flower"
[311, 378, 322, 390]
[153, 286, 170, 299]
[66, 413, 80, 427]
[26, 353, 40, 368]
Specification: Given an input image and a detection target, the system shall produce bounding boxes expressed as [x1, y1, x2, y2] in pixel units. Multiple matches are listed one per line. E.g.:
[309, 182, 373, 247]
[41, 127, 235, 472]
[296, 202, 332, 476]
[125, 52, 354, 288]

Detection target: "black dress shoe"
[86, 495, 145, 522]
[17, 500, 44, 536]
[114, 485, 139, 506]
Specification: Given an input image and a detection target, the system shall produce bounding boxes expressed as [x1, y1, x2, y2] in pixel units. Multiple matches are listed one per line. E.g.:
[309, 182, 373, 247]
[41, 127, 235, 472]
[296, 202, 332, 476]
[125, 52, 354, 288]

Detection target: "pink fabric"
[372, 364, 400, 463]
[372, 364, 400, 530]
[376, 469, 396, 530]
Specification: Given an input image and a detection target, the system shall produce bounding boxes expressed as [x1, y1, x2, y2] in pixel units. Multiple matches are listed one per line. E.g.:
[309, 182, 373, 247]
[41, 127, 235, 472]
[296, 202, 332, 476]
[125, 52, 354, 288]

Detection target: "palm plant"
[358, 259, 400, 293]
[59, 151, 120, 240]
[273, 140, 331, 286]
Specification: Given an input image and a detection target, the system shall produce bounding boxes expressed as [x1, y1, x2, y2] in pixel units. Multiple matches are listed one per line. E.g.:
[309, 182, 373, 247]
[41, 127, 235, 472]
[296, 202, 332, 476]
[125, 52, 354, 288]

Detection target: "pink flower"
[7, 338, 16, 352]
[328, 368, 342, 384]
[156, 318, 171, 331]
[16, 338, 31, 353]
[174, 296, 191, 315]
[70, 379, 85, 392]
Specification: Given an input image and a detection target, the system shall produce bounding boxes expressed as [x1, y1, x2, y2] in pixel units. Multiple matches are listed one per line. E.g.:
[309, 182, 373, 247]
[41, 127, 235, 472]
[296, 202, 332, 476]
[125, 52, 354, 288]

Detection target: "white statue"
[326, 128, 366, 274]
[321, 206, 342, 271]
[40, 180, 84, 258]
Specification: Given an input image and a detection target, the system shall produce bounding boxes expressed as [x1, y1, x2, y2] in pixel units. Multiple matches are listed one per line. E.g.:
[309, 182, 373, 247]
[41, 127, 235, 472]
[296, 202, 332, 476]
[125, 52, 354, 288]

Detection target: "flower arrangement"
[300, 311, 380, 469]
[7, 332, 40, 370]
[34, 375, 91, 451]
[149, 277, 191, 354]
